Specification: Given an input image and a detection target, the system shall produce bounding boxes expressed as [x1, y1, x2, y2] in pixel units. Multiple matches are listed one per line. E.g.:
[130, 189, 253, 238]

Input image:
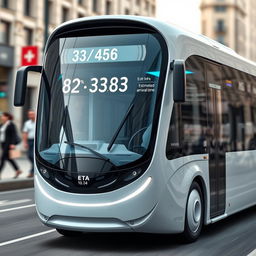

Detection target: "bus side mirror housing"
[171, 60, 186, 103]
[14, 65, 42, 106]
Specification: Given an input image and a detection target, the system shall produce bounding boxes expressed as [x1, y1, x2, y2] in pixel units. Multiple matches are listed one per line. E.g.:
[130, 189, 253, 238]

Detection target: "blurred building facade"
[201, 0, 256, 61]
[0, 0, 156, 128]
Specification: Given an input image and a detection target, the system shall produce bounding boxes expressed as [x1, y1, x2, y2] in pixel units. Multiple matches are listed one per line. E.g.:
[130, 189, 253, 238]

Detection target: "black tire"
[56, 228, 82, 237]
[182, 182, 204, 243]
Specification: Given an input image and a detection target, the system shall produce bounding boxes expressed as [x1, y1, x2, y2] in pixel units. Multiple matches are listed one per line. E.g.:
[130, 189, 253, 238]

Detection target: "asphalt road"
[0, 188, 255, 256]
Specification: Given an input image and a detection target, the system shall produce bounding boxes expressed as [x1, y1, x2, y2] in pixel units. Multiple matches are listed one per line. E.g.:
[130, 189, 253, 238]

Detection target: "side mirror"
[14, 65, 42, 106]
[171, 60, 186, 103]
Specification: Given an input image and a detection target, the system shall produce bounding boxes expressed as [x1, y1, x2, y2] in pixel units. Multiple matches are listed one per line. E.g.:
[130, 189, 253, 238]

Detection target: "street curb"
[0, 179, 34, 192]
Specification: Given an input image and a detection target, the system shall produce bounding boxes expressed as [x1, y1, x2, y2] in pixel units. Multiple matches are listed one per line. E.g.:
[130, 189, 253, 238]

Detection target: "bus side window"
[221, 66, 256, 152]
[250, 80, 256, 149]
[166, 103, 182, 159]
[181, 56, 207, 156]
[223, 66, 246, 152]
[244, 74, 254, 150]
[166, 55, 207, 160]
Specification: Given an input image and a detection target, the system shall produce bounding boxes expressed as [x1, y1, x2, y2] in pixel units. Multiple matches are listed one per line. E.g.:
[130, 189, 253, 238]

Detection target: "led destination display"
[62, 44, 146, 64]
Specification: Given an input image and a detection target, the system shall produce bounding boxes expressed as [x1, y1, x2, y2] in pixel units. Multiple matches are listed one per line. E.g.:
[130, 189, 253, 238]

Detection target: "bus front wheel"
[183, 182, 204, 242]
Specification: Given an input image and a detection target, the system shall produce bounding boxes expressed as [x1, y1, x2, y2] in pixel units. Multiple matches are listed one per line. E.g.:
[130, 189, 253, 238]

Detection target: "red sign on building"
[21, 46, 38, 66]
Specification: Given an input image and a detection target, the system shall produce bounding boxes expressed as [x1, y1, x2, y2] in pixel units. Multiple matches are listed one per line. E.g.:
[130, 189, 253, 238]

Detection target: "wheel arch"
[167, 159, 210, 232]
[192, 175, 208, 225]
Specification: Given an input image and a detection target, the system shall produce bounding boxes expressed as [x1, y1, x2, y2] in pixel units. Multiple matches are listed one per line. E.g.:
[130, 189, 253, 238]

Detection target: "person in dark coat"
[0, 112, 22, 179]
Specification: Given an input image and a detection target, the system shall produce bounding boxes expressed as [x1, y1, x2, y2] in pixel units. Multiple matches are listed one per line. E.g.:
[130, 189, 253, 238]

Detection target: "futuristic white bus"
[14, 16, 256, 242]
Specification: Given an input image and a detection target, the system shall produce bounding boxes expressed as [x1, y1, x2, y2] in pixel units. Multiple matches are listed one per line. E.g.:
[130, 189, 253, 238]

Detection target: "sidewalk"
[0, 157, 32, 180]
[0, 157, 34, 191]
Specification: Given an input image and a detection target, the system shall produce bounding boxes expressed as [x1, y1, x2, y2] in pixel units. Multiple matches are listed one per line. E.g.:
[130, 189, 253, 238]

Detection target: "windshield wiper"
[64, 141, 114, 165]
[107, 103, 134, 152]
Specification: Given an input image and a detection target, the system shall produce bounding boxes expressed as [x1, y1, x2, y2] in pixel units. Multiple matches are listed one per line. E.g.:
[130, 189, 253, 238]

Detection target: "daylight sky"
[156, 0, 201, 33]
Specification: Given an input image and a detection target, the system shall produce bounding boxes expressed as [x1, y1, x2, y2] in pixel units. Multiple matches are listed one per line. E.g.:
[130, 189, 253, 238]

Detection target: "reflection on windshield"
[37, 33, 162, 168]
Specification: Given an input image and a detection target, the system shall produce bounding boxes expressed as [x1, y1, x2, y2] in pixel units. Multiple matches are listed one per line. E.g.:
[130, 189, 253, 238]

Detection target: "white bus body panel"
[226, 151, 256, 215]
[35, 166, 184, 233]
[35, 157, 210, 233]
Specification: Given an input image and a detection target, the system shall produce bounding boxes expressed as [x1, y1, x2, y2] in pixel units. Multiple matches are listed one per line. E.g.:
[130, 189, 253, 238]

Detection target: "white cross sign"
[24, 50, 35, 63]
[21, 46, 38, 66]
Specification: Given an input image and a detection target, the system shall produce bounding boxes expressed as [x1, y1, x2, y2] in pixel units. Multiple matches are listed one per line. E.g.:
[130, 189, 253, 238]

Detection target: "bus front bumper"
[35, 171, 184, 234]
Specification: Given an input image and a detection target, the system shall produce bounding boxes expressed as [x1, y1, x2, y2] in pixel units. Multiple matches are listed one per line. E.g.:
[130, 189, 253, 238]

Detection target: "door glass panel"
[206, 62, 226, 217]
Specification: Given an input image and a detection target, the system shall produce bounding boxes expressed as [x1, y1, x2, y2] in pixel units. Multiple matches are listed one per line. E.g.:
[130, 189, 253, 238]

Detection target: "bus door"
[206, 63, 226, 218]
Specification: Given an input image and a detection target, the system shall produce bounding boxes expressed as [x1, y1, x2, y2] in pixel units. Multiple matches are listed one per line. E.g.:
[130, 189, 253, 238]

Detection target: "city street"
[0, 188, 255, 256]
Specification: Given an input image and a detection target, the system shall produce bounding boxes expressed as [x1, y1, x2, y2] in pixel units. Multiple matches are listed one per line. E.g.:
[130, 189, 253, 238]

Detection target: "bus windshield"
[36, 32, 163, 171]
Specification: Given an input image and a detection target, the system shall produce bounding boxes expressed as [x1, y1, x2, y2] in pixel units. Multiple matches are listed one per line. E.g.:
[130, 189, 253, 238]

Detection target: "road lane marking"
[248, 249, 256, 256]
[0, 188, 34, 195]
[0, 199, 32, 207]
[0, 204, 35, 213]
[0, 229, 56, 247]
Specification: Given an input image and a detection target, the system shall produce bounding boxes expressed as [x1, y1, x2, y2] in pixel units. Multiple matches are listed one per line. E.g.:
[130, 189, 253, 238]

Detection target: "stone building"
[201, 0, 256, 61]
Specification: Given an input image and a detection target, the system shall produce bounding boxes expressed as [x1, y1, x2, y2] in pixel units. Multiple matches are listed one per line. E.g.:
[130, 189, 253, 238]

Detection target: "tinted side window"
[166, 103, 182, 159]
[244, 73, 254, 150]
[166, 55, 256, 161]
[222, 66, 246, 151]
[181, 56, 207, 156]
[166, 56, 207, 159]
[250, 77, 256, 150]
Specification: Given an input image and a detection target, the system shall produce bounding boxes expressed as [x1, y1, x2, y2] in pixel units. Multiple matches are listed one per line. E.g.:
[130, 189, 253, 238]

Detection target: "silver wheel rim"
[187, 189, 202, 233]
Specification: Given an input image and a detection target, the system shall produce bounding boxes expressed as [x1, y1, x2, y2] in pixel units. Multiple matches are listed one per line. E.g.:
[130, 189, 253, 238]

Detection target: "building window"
[145, 1, 149, 11]
[106, 0, 111, 15]
[77, 0, 83, 5]
[0, 20, 10, 45]
[0, 0, 9, 8]
[78, 13, 85, 18]
[62, 7, 69, 22]
[202, 20, 206, 35]
[136, 0, 140, 6]
[24, 0, 32, 16]
[152, 5, 156, 15]
[214, 6, 227, 12]
[216, 35, 225, 45]
[48, 1, 53, 24]
[125, 8, 130, 15]
[24, 27, 33, 45]
[0, 67, 9, 111]
[92, 0, 98, 12]
[216, 19, 225, 32]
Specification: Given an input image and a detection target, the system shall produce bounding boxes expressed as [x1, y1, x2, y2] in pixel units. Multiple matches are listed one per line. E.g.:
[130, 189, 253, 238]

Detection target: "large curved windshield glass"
[37, 32, 163, 170]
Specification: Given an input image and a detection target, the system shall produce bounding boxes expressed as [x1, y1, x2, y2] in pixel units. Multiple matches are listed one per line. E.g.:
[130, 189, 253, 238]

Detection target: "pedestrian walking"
[23, 110, 35, 178]
[0, 112, 22, 179]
